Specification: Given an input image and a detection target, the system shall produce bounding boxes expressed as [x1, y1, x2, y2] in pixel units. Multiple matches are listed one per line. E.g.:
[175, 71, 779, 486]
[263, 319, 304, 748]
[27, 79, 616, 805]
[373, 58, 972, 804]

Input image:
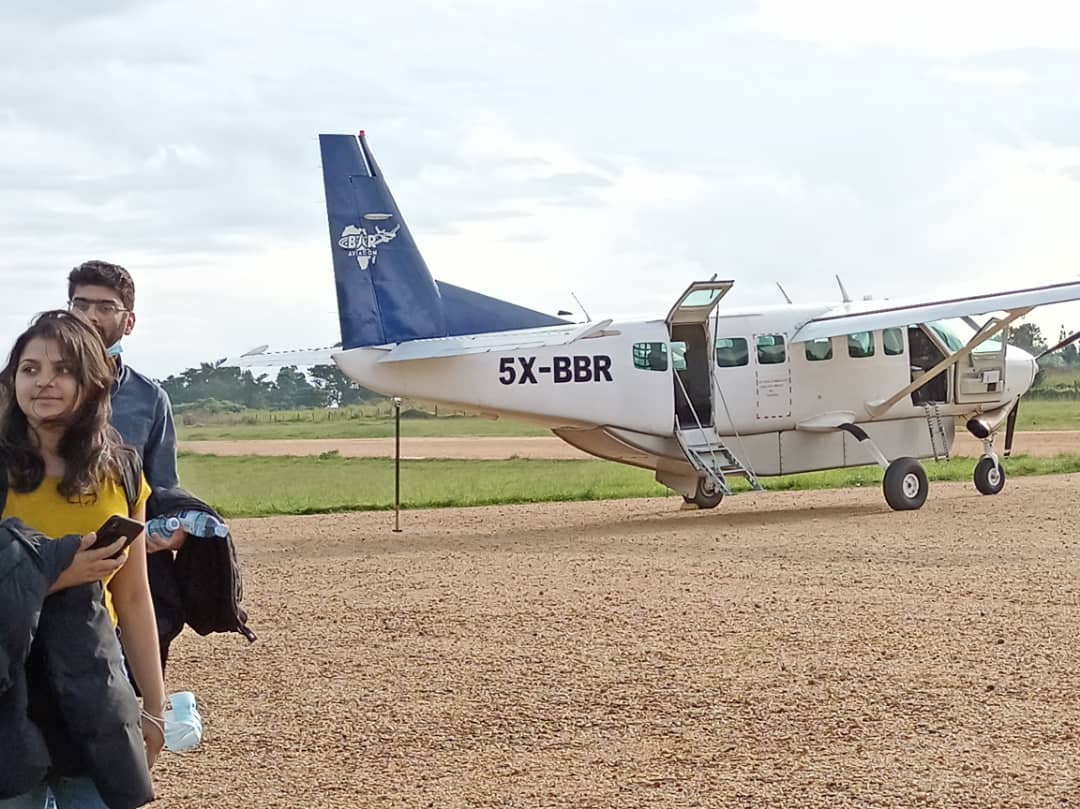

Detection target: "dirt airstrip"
[152, 474, 1080, 808]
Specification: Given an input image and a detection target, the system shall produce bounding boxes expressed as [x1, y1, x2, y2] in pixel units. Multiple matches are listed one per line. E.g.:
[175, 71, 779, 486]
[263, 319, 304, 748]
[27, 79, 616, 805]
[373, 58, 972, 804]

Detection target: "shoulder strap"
[0, 454, 138, 516]
[117, 450, 143, 516]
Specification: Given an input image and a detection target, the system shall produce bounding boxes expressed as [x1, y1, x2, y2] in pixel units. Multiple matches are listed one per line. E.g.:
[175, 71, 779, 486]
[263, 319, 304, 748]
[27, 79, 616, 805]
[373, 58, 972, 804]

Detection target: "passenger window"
[632, 342, 668, 371]
[804, 337, 833, 362]
[883, 328, 904, 356]
[756, 334, 786, 365]
[848, 331, 874, 358]
[715, 337, 749, 368]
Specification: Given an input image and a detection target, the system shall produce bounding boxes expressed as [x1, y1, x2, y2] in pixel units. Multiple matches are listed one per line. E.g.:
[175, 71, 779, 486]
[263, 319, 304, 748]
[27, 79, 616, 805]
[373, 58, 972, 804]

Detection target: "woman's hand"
[146, 527, 187, 554]
[141, 710, 166, 768]
[48, 532, 128, 593]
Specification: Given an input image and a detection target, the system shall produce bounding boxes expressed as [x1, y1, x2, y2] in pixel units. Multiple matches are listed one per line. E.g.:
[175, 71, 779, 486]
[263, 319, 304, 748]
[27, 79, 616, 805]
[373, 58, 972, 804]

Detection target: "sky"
[3, 0, 1080, 380]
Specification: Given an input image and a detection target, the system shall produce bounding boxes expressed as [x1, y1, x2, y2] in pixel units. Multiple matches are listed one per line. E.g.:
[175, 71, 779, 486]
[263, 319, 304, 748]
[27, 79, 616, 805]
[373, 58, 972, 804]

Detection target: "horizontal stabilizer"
[220, 346, 339, 368]
[372, 319, 614, 363]
[791, 280, 1080, 343]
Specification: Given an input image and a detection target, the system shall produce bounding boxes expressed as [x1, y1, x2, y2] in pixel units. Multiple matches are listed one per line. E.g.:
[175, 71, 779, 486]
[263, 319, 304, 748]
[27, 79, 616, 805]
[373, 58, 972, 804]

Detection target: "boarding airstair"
[675, 424, 765, 496]
[922, 402, 951, 462]
[667, 280, 764, 498]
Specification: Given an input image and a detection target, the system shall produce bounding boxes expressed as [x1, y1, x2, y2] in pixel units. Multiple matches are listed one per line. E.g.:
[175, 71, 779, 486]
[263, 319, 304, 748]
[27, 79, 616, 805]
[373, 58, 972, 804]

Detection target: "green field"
[178, 452, 1080, 518]
[178, 454, 667, 516]
[1017, 398, 1080, 429]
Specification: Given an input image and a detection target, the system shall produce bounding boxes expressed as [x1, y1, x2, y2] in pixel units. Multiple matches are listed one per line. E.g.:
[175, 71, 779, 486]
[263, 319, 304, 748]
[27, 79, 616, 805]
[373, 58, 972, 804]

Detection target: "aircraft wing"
[372, 319, 614, 363]
[790, 281, 1080, 343]
[218, 345, 339, 368]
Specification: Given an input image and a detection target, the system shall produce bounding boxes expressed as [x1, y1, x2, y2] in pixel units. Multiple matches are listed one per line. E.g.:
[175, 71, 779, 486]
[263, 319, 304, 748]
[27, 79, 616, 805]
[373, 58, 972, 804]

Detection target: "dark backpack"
[147, 488, 256, 647]
[175, 516, 255, 642]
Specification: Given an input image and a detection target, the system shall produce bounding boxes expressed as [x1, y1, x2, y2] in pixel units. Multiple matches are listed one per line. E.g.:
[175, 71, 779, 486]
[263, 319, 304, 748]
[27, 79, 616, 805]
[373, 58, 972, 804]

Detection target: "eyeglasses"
[68, 297, 129, 316]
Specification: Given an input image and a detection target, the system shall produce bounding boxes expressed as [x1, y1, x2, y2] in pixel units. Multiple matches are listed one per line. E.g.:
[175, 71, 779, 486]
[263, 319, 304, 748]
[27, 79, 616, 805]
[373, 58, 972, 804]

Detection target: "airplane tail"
[320, 132, 567, 349]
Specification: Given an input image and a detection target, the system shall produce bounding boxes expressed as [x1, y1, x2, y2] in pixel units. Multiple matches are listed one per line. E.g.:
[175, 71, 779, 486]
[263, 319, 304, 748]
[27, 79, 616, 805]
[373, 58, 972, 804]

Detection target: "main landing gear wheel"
[684, 477, 724, 509]
[973, 456, 1006, 495]
[882, 457, 928, 511]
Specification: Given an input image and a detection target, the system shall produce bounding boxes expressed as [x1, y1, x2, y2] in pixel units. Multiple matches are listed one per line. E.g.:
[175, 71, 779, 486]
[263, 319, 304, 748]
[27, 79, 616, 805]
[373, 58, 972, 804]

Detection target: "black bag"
[147, 488, 256, 646]
[174, 513, 256, 641]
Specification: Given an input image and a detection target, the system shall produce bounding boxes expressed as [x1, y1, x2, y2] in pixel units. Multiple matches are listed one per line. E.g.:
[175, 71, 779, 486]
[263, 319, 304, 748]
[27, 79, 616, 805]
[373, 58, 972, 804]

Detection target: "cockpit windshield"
[926, 317, 1004, 354]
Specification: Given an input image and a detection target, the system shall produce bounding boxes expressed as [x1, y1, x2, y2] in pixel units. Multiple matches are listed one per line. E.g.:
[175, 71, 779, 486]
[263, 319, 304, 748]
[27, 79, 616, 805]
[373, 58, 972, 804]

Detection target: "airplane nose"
[1005, 346, 1038, 395]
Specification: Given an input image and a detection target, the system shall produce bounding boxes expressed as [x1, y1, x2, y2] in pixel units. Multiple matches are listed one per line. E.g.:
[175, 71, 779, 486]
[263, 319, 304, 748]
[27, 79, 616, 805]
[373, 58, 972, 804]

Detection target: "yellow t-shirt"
[2, 472, 151, 624]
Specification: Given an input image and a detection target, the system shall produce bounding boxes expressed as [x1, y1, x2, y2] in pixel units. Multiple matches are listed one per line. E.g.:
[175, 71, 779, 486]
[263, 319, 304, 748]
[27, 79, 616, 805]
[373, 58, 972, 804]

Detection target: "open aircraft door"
[949, 317, 1010, 405]
[666, 281, 734, 430]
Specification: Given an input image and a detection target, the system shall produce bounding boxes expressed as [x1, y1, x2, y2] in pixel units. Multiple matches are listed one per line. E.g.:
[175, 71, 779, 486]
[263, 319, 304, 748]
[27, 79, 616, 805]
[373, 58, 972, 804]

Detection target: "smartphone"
[90, 515, 145, 557]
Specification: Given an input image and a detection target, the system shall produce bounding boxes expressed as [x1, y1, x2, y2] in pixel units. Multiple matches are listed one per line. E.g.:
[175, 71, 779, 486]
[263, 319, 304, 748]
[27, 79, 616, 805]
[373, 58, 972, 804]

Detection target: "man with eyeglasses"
[67, 260, 183, 540]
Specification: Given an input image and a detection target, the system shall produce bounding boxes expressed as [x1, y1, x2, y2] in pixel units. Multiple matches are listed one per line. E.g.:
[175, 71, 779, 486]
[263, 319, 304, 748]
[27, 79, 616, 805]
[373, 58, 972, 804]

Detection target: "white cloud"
[3, 1, 1080, 379]
[740, 0, 1080, 54]
[926, 66, 1033, 88]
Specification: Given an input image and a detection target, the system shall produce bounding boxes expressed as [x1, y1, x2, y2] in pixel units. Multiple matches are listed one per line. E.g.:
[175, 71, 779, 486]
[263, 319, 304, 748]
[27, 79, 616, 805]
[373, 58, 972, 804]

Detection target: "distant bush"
[174, 399, 246, 415]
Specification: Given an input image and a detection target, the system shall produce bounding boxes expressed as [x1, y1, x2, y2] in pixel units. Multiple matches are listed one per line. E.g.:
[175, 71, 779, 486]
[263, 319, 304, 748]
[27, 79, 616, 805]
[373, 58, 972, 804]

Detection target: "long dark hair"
[0, 310, 133, 501]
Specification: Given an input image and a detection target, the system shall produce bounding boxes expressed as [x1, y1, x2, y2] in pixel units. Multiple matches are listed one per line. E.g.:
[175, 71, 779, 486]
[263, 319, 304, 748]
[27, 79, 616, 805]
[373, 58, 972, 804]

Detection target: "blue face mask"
[107, 342, 123, 357]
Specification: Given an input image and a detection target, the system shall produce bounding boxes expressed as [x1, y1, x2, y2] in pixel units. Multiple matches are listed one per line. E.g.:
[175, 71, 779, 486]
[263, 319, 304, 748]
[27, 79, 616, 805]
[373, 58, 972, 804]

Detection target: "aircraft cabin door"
[954, 318, 1008, 405]
[666, 281, 734, 430]
[753, 332, 792, 420]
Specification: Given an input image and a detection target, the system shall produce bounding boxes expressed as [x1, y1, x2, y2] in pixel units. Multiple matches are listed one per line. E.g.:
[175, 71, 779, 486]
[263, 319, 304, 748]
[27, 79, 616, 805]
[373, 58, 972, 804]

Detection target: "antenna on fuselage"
[835, 275, 852, 304]
[776, 282, 793, 304]
[571, 291, 592, 322]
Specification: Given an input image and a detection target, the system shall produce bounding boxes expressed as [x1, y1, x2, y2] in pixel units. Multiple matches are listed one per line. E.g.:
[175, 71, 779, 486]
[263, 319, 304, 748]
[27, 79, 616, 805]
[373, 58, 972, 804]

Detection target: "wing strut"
[865, 307, 1031, 419]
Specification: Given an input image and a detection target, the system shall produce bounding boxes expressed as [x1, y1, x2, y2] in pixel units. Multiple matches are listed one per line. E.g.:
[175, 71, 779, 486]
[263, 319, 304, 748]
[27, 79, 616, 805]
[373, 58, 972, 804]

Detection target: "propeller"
[999, 328, 1080, 458]
[1037, 328, 1080, 360]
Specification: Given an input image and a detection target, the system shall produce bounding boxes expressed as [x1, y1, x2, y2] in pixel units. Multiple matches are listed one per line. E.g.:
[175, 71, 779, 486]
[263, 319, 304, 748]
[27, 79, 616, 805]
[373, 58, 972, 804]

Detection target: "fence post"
[393, 396, 402, 533]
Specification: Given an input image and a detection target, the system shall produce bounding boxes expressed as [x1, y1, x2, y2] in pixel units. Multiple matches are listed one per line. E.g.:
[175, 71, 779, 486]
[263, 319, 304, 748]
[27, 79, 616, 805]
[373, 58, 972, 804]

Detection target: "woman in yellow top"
[0, 310, 165, 809]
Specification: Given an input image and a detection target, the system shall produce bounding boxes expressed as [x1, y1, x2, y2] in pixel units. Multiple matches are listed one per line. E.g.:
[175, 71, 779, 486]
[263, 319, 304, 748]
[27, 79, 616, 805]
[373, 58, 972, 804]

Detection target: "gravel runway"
[151, 474, 1080, 808]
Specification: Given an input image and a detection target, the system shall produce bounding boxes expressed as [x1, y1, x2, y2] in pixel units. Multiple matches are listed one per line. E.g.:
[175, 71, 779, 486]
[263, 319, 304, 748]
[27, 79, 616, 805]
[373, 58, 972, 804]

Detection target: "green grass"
[177, 452, 1080, 518]
[178, 454, 667, 516]
[1016, 398, 1080, 430]
[178, 414, 549, 440]
[1037, 367, 1080, 387]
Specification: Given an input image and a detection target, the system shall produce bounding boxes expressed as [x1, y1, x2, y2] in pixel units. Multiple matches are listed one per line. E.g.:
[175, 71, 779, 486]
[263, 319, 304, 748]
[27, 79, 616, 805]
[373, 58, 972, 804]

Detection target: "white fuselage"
[333, 302, 1037, 484]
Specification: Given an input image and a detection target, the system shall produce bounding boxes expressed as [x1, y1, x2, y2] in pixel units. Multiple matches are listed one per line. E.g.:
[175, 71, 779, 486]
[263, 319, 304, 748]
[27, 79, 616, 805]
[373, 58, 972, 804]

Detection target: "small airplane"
[225, 131, 1080, 511]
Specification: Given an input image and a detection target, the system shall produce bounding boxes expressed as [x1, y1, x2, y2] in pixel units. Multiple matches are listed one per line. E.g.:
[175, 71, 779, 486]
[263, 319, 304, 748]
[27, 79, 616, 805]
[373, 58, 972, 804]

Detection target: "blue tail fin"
[320, 133, 568, 349]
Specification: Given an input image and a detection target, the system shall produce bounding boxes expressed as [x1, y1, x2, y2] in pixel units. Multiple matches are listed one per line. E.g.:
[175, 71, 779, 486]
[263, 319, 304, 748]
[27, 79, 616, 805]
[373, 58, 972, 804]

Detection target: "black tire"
[973, 456, 1005, 495]
[689, 477, 724, 509]
[882, 457, 928, 511]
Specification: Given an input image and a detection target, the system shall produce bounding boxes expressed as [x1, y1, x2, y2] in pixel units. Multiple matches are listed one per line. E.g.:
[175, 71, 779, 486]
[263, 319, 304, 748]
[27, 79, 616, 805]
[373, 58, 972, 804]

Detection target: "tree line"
[158, 363, 381, 412]
[1012, 323, 1078, 365]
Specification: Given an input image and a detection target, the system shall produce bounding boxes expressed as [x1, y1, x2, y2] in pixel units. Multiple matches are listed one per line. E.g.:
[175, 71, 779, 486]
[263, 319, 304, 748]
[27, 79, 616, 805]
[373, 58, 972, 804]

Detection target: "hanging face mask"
[144, 691, 203, 753]
[107, 342, 124, 357]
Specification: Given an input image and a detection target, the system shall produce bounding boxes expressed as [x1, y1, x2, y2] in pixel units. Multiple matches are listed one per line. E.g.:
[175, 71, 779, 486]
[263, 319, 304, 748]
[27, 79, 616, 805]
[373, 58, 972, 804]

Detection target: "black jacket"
[0, 518, 154, 809]
[147, 487, 255, 670]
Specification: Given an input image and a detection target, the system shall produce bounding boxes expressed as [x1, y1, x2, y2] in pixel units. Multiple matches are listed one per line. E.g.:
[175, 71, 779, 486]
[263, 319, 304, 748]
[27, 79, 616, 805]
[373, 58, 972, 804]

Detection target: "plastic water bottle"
[146, 515, 182, 541]
[178, 510, 229, 538]
[146, 511, 229, 540]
